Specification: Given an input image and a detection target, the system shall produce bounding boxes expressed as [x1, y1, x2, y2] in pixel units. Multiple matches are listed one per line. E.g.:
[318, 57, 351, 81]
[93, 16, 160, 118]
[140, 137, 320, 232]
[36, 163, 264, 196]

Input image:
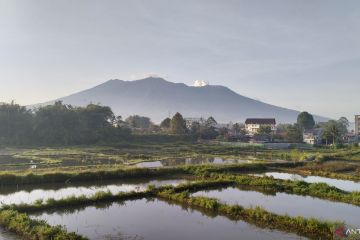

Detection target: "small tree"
[285, 124, 303, 143]
[160, 117, 171, 129]
[170, 112, 187, 134]
[205, 116, 217, 127]
[337, 117, 349, 136]
[322, 119, 347, 146]
[190, 121, 201, 136]
[255, 126, 272, 142]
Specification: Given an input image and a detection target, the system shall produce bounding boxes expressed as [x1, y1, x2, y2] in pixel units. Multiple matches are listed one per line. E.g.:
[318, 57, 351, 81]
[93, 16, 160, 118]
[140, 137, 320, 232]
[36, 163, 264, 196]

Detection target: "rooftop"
[245, 118, 276, 125]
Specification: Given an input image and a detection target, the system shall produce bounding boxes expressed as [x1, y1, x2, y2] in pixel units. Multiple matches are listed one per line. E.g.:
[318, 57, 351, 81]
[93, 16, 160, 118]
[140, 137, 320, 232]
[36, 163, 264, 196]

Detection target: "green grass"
[0, 209, 87, 239]
[0, 166, 187, 186]
[0, 161, 303, 186]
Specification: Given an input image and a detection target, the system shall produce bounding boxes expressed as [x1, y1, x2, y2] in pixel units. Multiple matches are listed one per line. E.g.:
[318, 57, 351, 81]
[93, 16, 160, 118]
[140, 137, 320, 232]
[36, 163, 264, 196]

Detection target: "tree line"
[0, 102, 352, 146]
[0, 101, 130, 145]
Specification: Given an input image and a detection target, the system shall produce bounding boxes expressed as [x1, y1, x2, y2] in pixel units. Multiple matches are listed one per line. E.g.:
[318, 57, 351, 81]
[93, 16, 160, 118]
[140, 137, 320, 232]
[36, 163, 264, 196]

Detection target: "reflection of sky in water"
[193, 187, 360, 227]
[0, 179, 185, 205]
[31, 199, 302, 240]
[258, 172, 360, 192]
[136, 158, 253, 168]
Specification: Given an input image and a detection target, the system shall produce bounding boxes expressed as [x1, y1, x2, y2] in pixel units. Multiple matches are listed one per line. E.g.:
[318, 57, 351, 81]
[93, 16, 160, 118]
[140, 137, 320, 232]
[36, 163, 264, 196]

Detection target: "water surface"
[255, 172, 360, 192]
[0, 228, 18, 240]
[0, 178, 186, 205]
[31, 198, 304, 240]
[193, 187, 360, 227]
[136, 157, 253, 168]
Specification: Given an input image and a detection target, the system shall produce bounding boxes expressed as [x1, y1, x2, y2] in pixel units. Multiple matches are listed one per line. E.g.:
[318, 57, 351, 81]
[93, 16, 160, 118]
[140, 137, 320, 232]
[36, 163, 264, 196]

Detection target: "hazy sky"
[1, 0, 359, 120]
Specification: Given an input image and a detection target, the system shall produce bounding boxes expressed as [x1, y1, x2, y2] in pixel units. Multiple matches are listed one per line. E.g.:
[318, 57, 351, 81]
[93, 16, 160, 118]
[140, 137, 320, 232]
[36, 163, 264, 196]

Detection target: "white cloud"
[193, 80, 209, 87]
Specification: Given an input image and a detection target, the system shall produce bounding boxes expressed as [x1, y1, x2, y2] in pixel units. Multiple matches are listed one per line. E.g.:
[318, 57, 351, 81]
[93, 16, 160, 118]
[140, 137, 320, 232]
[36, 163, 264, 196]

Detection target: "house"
[245, 118, 276, 135]
[303, 128, 323, 145]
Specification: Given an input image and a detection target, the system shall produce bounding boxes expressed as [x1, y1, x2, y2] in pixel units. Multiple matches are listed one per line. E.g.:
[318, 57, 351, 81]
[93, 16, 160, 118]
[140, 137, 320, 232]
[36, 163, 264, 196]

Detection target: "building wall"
[245, 124, 276, 135]
[356, 115, 360, 136]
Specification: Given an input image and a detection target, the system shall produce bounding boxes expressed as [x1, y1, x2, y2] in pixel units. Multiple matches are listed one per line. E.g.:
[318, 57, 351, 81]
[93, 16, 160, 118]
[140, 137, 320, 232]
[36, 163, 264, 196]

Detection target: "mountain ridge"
[33, 77, 329, 123]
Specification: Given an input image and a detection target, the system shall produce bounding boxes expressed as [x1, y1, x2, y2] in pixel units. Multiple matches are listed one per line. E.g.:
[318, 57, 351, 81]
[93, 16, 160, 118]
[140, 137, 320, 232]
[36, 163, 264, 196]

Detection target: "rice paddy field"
[0, 143, 359, 239]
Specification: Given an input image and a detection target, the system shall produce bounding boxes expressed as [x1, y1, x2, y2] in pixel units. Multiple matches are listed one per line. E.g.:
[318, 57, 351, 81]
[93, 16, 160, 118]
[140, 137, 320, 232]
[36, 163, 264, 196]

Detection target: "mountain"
[35, 77, 328, 123]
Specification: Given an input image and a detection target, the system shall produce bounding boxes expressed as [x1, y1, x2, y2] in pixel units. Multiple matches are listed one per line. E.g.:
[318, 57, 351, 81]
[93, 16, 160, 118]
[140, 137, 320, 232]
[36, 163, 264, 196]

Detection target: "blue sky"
[0, 0, 359, 120]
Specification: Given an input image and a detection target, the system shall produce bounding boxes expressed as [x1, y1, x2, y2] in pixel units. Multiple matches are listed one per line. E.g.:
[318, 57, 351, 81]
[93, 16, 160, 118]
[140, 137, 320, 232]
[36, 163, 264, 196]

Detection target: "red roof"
[245, 118, 276, 125]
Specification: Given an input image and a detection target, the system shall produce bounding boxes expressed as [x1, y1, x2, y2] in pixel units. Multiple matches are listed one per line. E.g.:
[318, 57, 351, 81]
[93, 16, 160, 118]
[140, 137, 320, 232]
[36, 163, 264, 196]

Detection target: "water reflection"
[0, 178, 186, 206]
[192, 187, 360, 227]
[254, 172, 360, 192]
[31, 199, 304, 240]
[0, 228, 18, 240]
[135, 157, 253, 168]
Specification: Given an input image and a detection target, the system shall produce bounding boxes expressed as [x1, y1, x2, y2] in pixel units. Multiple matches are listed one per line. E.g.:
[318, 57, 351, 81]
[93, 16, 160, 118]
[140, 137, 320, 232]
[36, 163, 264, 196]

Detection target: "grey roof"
[245, 118, 276, 125]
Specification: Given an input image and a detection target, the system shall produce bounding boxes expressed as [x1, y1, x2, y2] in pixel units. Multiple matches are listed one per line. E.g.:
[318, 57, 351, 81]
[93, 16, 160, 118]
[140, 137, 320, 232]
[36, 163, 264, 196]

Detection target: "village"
[125, 111, 360, 148]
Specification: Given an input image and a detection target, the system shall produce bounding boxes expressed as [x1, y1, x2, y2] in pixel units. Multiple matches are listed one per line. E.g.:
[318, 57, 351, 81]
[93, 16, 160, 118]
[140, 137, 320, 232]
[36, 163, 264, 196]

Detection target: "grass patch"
[0, 209, 86, 239]
[156, 189, 339, 239]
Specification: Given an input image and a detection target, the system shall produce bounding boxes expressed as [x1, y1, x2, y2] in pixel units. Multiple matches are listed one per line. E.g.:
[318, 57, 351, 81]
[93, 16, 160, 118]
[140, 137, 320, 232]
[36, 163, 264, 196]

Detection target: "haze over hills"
[35, 77, 328, 123]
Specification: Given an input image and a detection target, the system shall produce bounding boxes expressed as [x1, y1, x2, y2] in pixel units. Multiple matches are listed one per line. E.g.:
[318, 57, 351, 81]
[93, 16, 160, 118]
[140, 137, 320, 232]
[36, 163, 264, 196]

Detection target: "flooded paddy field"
[30, 198, 304, 240]
[192, 186, 360, 227]
[0, 177, 187, 205]
[0, 145, 286, 171]
[135, 157, 254, 168]
[287, 160, 360, 179]
[1, 145, 359, 239]
[252, 172, 360, 192]
[0, 155, 258, 171]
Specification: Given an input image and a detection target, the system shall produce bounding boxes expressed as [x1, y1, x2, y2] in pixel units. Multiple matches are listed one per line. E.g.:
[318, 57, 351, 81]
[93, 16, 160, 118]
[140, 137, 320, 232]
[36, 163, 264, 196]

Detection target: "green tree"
[160, 117, 171, 129]
[205, 116, 217, 127]
[337, 117, 349, 136]
[257, 125, 272, 135]
[170, 112, 187, 134]
[285, 124, 303, 142]
[297, 112, 315, 130]
[0, 101, 34, 145]
[322, 119, 348, 145]
[190, 121, 201, 136]
[0, 101, 130, 145]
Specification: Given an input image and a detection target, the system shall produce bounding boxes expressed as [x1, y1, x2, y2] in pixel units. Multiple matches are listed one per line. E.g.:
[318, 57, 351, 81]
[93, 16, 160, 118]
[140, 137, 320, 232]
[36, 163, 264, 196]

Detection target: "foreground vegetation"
[158, 189, 338, 239]
[0, 160, 358, 205]
[0, 162, 301, 186]
[0, 209, 86, 240]
[206, 173, 360, 206]
[1, 181, 340, 240]
[0, 142, 359, 239]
